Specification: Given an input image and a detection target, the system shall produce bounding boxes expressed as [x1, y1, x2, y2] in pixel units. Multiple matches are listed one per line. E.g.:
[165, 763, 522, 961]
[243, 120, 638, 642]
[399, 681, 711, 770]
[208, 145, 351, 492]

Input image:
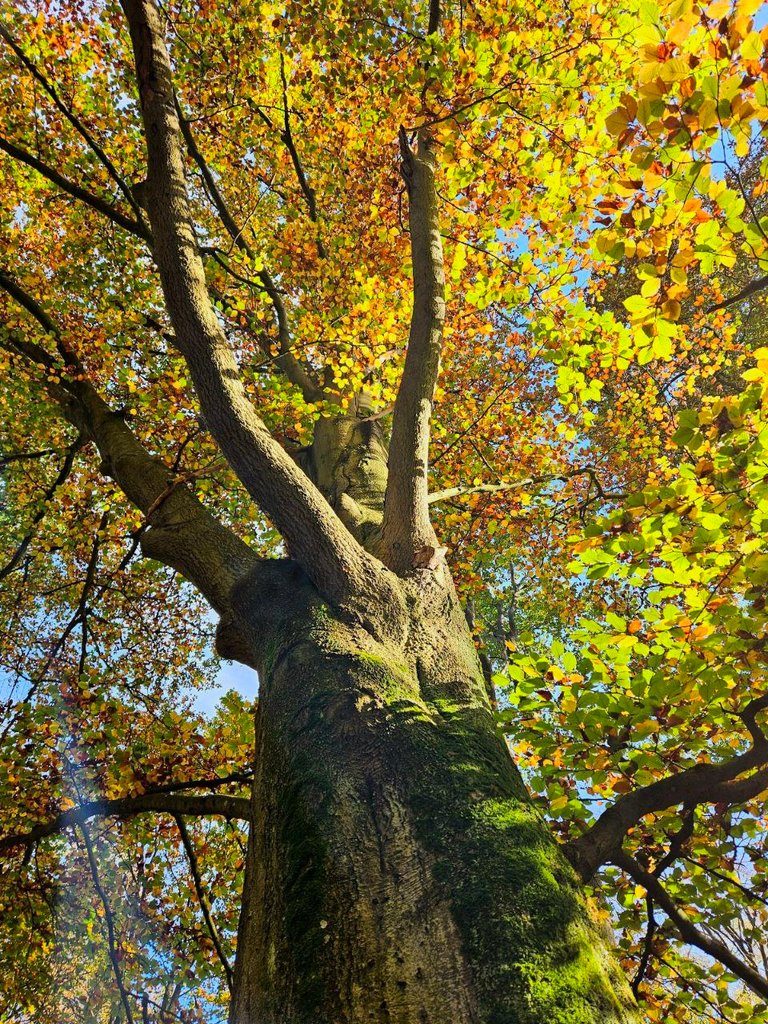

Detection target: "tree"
[0, 0, 766, 1022]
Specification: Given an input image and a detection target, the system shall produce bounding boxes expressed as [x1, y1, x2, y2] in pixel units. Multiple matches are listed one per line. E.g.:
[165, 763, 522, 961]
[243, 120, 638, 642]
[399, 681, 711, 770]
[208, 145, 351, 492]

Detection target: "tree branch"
[681, 854, 768, 908]
[613, 848, 768, 1002]
[175, 96, 328, 402]
[278, 52, 326, 258]
[427, 0, 442, 35]
[174, 814, 234, 992]
[0, 270, 260, 621]
[0, 447, 57, 468]
[0, 792, 251, 853]
[257, 266, 330, 403]
[133, 769, 254, 796]
[631, 894, 656, 999]
[566, 734, 768, 881]
[706, 273, 768, 312]
[427, 467, 625, 505]
[77, 820, 136, 1024]
[0, 22, 142, 219]
[120, 0, 401, 621]
[0, 134, 147, 239]
[0, 436, 83, 583]
[380, 127, 445, 572]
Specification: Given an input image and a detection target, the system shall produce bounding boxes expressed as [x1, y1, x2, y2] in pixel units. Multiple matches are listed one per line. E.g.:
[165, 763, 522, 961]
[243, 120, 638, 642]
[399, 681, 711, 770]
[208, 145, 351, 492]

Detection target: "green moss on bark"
[395, 703, 637, 1024]
[236, 596, 638, 1024]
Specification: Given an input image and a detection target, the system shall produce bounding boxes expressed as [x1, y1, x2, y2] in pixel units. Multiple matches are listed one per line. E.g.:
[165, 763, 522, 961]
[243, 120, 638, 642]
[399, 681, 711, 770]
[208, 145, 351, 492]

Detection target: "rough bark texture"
[225, 556, 638, 1024]
[298, 406, 389, 547]
[113, 7, 641, 1018]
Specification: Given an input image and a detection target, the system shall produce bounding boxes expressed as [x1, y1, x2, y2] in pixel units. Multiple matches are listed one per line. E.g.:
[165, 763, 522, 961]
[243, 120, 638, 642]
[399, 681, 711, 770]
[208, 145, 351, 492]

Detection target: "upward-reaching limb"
[379, 128, 446, 573]
[119, 0, 403, 626]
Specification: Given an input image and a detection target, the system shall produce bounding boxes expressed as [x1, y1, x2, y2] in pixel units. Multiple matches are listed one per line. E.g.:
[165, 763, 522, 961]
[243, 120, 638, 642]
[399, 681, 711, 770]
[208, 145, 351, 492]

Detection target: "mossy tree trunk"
[112, 12, 641, 1019]
[225, 511, 638, 1024]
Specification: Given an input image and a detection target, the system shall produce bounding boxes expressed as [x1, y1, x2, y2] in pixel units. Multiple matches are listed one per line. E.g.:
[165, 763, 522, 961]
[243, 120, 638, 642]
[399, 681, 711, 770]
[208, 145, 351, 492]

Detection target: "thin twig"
[174, 815, 234, 991]
[77, 821, 136, 1024]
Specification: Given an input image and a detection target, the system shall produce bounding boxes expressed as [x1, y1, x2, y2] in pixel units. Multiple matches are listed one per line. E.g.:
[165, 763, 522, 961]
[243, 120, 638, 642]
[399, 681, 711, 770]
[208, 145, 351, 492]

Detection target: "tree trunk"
[225, 559, 638, 1024]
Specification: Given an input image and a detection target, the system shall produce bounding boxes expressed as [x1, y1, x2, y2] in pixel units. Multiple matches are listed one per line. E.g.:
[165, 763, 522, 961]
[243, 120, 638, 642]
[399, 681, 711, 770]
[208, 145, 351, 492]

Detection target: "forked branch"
[0, 436, 83, 583]
[0, 135, 147, 238]
[78, 820, 137, 1024]
[614, 849, 768, 1001]
[120, 0, 399, 617]
[175, 96, 328, 402]
[566, 715, 768, 881]
[0, 22, 141, 219]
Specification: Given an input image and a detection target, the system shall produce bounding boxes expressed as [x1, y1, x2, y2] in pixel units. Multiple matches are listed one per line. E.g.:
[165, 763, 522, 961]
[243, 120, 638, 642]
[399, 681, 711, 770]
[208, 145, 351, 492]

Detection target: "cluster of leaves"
[0, 0, 767, 1020]
[493, 16, 768, 1003]
[499, 343, 768, 1023]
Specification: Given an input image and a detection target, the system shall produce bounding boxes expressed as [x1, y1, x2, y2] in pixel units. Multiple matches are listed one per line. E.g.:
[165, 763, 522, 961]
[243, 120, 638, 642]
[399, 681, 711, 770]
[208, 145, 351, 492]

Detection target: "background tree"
[0, 0, 766, 1022]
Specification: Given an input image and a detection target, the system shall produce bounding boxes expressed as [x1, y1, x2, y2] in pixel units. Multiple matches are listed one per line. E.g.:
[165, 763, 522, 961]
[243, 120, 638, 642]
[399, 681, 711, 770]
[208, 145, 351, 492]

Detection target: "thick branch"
[613, 849, 768, 1001]
[631, 895, 656, 998]
[0, 271, 259, 618]
[427, 0, 441, 34]
[0, 447, 57, 468]
[566, 738, 768, 881]
[0, 792, 251, 853]
[380, 128, 445, 572]
[129, 770, 254, 797]
[120, 0, 400, 619]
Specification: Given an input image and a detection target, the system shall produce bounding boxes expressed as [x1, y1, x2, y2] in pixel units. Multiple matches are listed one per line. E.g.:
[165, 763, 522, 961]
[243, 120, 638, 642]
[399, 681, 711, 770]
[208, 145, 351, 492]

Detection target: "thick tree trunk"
[226, 562, 638, 1024]
[111, 14, 636, 1015]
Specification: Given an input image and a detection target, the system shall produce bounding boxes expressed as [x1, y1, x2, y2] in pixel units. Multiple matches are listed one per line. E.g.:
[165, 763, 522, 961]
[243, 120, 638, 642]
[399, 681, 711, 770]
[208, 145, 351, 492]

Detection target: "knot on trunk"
[227, 559, 320, 676]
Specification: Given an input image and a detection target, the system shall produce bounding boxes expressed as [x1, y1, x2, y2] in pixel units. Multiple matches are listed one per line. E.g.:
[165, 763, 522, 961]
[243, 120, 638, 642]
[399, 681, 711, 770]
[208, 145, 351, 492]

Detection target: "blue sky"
[195, 658, 259, 714]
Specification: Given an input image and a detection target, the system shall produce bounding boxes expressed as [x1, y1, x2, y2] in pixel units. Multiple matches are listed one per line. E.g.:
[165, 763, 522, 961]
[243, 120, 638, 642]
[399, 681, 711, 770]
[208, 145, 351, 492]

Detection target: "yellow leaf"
[741, 31, 763, 60]
[641, 277, 661, 297]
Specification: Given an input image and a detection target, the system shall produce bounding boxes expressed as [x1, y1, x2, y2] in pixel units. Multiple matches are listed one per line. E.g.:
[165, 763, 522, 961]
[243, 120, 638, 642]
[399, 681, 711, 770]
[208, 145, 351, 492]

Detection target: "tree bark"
[113, 8, 637, 1016]
[226, 562, 639, 1024]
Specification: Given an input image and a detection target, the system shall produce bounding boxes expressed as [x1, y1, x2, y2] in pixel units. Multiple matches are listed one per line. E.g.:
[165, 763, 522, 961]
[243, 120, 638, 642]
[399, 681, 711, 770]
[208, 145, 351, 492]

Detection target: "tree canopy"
[0, 0, 767, 1021]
